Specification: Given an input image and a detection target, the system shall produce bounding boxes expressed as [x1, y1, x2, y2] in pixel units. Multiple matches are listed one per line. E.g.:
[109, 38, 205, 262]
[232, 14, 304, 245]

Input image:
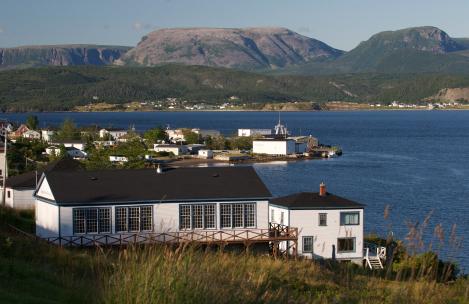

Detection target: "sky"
[1, 0, 469, 51]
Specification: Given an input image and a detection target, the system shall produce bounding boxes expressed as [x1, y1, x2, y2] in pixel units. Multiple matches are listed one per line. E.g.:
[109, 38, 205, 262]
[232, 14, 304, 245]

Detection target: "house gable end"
[35, 175, 56, 202]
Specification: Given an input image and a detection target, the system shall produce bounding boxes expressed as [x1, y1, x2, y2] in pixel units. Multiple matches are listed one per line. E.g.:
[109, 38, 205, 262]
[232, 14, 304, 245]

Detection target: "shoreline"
[165, 155, 330, 168]
[2, 108, 469, 114]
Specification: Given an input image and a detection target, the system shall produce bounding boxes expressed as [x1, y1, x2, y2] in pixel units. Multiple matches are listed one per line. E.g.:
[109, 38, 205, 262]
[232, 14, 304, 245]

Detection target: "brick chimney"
[319, 182, 326, 196]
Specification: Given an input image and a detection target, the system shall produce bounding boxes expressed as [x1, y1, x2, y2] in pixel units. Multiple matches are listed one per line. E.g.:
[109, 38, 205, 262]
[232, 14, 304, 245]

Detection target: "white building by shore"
[154, 144, 188, 156]
[238, 129, 272, 137]
[252, 138, 296, 155]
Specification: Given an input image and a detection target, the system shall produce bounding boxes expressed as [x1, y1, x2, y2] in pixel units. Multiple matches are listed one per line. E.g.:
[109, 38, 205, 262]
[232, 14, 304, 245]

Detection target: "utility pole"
[2, 123, 12, 206]
[2, 127, 7, 206]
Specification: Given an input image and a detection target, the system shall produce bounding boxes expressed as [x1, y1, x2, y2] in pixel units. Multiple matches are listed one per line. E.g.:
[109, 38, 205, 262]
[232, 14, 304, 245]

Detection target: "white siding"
[253, 140, 295, 155]
[154, 203, 179, 232]
[35, 200, 59, 237]
[56, 199, 269, 237]
[36, 177, 55, 201]
[238, 129, 272, 137]
[269, 205, 289, 226]
[6, 188, 35, 209]
[290, 209, 364, 261]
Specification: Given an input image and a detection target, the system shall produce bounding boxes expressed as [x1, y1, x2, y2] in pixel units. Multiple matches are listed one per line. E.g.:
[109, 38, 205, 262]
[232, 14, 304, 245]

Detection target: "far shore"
[3, 107, 469, 114]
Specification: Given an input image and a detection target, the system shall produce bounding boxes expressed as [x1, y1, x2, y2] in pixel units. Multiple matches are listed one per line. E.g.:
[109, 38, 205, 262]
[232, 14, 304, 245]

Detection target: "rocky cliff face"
[0, 45, 131, 69]
[432, 87, 469, 102]
[119, 27, 343, 70]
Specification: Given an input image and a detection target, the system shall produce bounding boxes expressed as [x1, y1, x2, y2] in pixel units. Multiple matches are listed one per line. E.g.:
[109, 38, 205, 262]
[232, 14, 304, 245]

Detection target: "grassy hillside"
[2, 65, 469, 111]
[1, 206, 468, 303]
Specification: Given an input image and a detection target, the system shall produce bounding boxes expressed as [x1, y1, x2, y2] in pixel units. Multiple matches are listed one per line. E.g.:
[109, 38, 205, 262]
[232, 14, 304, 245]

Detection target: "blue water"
[3, 111, 469, 271]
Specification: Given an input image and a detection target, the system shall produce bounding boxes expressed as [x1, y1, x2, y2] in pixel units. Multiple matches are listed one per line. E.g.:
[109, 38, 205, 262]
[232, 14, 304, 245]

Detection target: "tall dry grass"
[98, 244, 469, 304]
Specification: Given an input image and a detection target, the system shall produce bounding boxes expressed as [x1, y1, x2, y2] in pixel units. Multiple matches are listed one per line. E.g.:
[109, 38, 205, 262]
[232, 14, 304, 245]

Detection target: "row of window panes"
[302, 236, 356, 253]
[73, 208, 111, 234]
[179, 204, 216, 230]
[340, 212, 359, 225]
[73, 206, 152, 234]
[115, 206, 153, 232]
[220, 203, 256, 229]
[180, 203, 256, 230]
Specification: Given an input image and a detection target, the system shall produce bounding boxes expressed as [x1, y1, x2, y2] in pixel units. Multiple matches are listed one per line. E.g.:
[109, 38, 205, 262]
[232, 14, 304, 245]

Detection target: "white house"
[2, 172, 40, 209]
[33, 167, 273, 245]
[198, 149, 213, 159]
[165, 129, 186, 143]
[154, 144, 188, 156]
[41, 130, 56, 143]
[109, 155, 129, 163]
[32, 164, 369, 264]
[51, 140, 86, 151]
[192, 129, 220, 138]
[1, 158, 82, 209]
[238, 129, 272, 137]
[99, 129, 128, 142]
[22, 130, 41, 140]
[252, 138, 296, 156]
[45, 146, 61, 156]
[269, 183, 365, 263]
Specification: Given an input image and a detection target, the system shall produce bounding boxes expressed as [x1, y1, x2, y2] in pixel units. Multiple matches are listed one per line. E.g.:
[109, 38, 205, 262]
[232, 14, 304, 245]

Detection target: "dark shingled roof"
[270, 192, 365, 209]
[40, 166, 272, 205]
[5, 158, 83, 189]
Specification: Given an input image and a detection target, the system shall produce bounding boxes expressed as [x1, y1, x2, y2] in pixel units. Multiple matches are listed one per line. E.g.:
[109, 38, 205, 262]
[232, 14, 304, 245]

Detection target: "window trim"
[302, 236, 314, 253]
[72, 207, 112, 235]
[219, 202, 257, 229]
[340, 211, 360, 226]
[115, 205, 154, 233]
[179, 203, 217, 230]
[337, 237, 356, 253]
[319, 213, 327, 226]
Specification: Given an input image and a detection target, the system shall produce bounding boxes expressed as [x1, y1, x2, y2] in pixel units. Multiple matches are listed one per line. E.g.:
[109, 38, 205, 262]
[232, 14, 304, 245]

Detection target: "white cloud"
[133, 22, 143, 31]
[133, 21, 156, 31]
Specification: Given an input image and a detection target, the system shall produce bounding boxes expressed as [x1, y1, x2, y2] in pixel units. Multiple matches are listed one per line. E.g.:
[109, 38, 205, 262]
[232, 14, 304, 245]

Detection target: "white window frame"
[219, 203, 257, 229]
[340, 212, 360, 226]
[115, 205, 153, 233]
[302, 236, 314, 253]
[179, 204, 217, 230]
[337, 237, 356, 253]
[73, 207, 112, 235]
[319, 213, 327, 226]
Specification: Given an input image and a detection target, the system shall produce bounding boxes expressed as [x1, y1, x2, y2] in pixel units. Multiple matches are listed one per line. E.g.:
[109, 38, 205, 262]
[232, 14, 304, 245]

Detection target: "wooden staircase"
[364, 245, 386, 270]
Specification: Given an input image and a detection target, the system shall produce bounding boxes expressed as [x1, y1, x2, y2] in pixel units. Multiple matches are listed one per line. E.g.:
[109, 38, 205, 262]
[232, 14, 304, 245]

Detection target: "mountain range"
[0, 45, 130, 70]
[2, 26, 469, 74]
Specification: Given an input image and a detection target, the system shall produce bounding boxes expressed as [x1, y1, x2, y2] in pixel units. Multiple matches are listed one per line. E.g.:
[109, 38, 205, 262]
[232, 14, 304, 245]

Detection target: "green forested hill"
[1, 65, 469, 111]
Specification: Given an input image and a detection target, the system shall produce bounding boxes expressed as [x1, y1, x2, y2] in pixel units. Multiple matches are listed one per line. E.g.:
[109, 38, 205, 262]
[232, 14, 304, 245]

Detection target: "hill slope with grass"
[1, 206, 468, 303]
[2, 65, 469, 111]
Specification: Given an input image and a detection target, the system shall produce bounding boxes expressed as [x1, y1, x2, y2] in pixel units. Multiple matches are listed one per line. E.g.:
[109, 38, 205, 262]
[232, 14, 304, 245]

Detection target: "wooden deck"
[44, 223, 298, 256]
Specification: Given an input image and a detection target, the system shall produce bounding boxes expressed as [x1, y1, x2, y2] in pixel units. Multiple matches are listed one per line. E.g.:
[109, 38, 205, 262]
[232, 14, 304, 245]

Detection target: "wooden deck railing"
[44, 223, 298, 247]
